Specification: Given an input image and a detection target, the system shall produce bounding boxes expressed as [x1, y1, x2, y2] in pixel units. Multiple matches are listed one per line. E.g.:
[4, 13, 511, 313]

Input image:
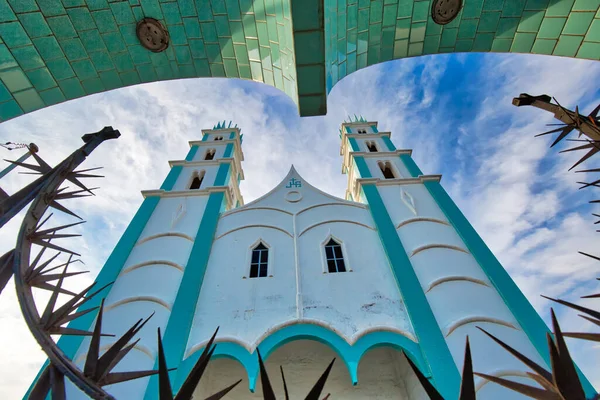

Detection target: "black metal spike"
[304, 358, 335, 400]
[95, 313, 155, 381]
[48, 199, 83, 220]
[476, 327, 553, 383]
[256, 348, 276, 400]
[175, 327, 221, 400]
[49, 363, 66, 400]
[0, 250, 14, 295]
[280, 366, 289, 400]
[534, 127, 566, 138]
[28, 150, 52, 172]
[84, 299, 106, 379]
[459, 337, 475, 400]
[550, 126, 575, 147]
[203, 379, 242, 400]
[402, 352, 443, 400]
[473, 372, 559, 399]
[40, 264, 71, 327]
[26, 250, 60, 279]
[157, 328, 174, 400]
[561, 332, 600, 342]
[549, 309, 586, 400]
[101, 369, 161, 386]
[542, 295, 600, 321]
[579, 251, 600, 262]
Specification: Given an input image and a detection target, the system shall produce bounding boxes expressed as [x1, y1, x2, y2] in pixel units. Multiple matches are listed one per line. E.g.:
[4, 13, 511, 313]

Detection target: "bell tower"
[339, 117, 596, 398]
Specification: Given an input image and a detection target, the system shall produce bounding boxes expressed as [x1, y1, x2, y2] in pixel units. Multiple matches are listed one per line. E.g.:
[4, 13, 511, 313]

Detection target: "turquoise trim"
[202, 134, 209, 141]
[144, 191, 226, 400]
[382, 136, 396, 152]
[371, 125, 378, 133]
[361, 183, 461, 398]
[24, 196, 161, 399]
[215, 164, 231, 187]
[424, 180, 597, 398]
[345, 126, 351, 133]
[223, 143, 234, 158]
[175, 323, 425, 392]
[160, 146, 199, 191]
[399, 154, 423, 177]
[348, 137, 359, 152]
[229, 131, 235, 139]
[354, 156, 371, 179]
[185, 145, 199, 162]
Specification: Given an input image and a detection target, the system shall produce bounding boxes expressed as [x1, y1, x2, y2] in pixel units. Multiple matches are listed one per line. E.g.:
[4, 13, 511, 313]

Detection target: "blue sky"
[0, 52, 599, 397]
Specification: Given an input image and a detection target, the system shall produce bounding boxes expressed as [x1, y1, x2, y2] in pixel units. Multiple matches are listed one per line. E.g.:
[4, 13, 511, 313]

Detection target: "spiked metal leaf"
[280, 366, 289, 400]
[459, 338, 476, 400]
[304, 358, 335, 400]
[257, 348, 276, 400]
[402, 352, 443, 400]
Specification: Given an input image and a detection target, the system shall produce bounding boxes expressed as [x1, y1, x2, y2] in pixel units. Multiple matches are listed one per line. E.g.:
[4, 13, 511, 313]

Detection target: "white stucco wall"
[378, 179, 546, 396]
[187, 168, 416, 357]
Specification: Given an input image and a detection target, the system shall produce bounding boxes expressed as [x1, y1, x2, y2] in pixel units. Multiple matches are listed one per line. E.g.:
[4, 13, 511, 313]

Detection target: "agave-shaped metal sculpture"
[0, 128, 245, 399]
[402, 337, 476, 400]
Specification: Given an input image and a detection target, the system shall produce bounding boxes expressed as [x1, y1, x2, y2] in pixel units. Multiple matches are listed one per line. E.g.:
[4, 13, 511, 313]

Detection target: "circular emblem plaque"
[285, 191, 302, 203]
[136, 18, 169, 52]
[431, 0, 462, 25]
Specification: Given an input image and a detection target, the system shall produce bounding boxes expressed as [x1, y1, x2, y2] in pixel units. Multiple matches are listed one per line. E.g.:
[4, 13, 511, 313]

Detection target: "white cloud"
[0, 52, 599, 397]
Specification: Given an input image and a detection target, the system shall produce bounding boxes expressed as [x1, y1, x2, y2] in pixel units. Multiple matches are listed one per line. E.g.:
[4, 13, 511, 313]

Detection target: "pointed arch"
[248, 239, 270, 278]
[321, 234, 350, 273]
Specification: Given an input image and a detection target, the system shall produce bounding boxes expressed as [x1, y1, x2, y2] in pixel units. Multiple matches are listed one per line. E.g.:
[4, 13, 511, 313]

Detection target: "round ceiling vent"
[136, 18, 169, 52]
[431, 0, 462, 25]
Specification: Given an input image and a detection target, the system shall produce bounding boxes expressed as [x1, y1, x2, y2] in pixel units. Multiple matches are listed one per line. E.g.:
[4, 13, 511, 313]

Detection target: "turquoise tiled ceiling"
[0, 0, 597, 121]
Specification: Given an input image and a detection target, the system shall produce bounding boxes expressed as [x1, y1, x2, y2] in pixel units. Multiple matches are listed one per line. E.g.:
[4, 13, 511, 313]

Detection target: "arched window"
[324, 239, 346, 273]
[379, 161, 396, 179]
[189, 171, 205, 190]
[214, 136, 223, 141]
[250, 242, 268, 278]
[366, 141, 378, 152]
[204, 149, 216, 160]
[357, 129, 367, 134]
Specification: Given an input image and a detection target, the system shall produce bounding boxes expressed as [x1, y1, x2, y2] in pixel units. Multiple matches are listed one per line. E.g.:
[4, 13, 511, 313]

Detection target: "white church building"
[51, 120, 595, 399]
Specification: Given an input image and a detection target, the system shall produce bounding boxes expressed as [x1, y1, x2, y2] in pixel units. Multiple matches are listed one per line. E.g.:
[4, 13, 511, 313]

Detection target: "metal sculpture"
[1, 128, 245, 399]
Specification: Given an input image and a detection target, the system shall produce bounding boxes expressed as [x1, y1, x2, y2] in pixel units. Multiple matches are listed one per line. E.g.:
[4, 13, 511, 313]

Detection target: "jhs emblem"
[285, 178, 302, 188]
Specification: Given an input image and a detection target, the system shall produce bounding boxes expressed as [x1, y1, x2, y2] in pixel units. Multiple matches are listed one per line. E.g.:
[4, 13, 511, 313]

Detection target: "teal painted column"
[382, 136, 396, 151]
[145, 144, 232, 399]
[24, 145, 199, 399]
[423, 180, 597, 398]
[399, 152, 596, 397]
[371, 125, 378, 133]
[143, 191, 226, 400]
[361, 184, 461, 398]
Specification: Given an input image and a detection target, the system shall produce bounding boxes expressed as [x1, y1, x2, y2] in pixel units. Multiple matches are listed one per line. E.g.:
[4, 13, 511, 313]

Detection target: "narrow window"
[366, 141, 378, 152]
[324, 239, 346, 273]
[357, 129, 367, 134]
[250, 242, 268, 278]
[189, 171, 204, 189]
[214, 136, 223, 141]
[204, 149, 215, 160]
[379, 161, 396, 179]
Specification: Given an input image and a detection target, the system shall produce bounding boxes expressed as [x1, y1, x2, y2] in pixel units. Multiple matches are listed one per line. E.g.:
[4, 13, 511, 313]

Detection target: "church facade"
[54, 120, 594, 399]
